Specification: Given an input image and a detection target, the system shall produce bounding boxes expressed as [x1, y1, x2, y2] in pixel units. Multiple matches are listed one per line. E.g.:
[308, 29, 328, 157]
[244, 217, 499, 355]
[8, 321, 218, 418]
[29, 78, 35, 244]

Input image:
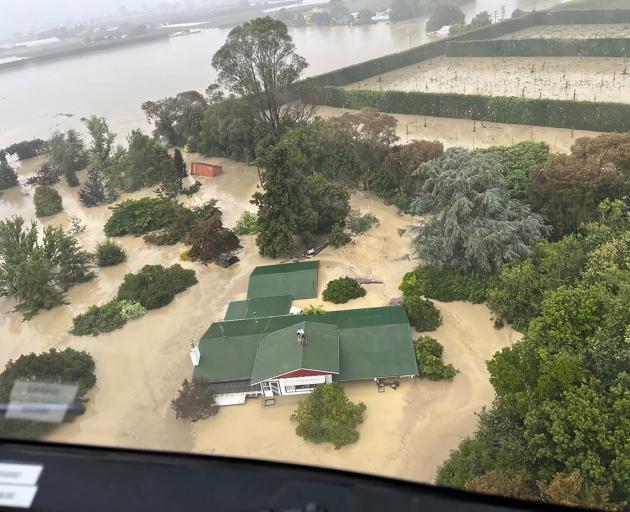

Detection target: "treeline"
[304, 87, 630, 132]
[446, 37, 630, 58]
[395, 134, 630, 508]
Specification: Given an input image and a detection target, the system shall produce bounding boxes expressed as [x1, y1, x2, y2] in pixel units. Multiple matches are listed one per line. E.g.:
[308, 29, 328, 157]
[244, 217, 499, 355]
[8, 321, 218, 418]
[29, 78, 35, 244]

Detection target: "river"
[0, 0, 559, 148]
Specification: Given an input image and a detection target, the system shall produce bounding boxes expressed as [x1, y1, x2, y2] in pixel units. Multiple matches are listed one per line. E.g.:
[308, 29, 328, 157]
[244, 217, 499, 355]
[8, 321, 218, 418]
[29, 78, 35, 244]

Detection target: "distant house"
[192, 261, 419, 405]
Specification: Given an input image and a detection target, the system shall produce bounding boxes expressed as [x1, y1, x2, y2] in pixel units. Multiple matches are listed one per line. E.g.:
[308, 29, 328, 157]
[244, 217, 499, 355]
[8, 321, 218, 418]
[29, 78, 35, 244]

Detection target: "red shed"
[191, 162, 222, 177]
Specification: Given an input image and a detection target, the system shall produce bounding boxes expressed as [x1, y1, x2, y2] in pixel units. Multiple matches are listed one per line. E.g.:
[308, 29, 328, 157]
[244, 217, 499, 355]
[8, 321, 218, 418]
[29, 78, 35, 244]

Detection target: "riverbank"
[0, 153, 518, 484]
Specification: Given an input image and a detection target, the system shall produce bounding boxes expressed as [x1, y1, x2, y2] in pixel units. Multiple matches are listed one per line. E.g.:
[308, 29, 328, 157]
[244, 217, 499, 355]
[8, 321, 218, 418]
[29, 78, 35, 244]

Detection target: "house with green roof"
[191, 260, 418, 405]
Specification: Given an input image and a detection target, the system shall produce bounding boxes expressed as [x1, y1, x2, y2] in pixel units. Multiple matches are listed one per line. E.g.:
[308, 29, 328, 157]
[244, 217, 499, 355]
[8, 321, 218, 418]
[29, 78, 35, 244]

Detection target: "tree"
[303, 173, 350, 233]
[466, 472, 535, 500]
[104, 130, 174, 192]
[330, 223, 351, 247]
[0, 152, 19, 190]
[291, 383, 366, 449]
[0, 348, 96, 439]
[173, 148, 187, 179]
[157, 153, 183, 198]
[78, 164, 119, 207]
[84, 115, 116, 161]
[414, 336, 456, 380]
[322, 276, 366, 303]
[511, 8, 526, 18]
[329, 0, 350, 21]
[469, 10, 492, 29]
[3, 139, 48, 160]
[212, 17, 313, 142]
[356, 8, 375, 24]
[171, 379, 219, 421]
[233, 211, 259, 235]
[187, 217, 240, 264]
[400, 266, 489, 304]
[116, 264, 197, 310]
[42, 226, 94, 290]
[48, 130, 87, 187]
[0, 217, 65, 319]
[25, 163, 60, 186]
[33, 185, 63, 217]
[96, 240, 127, 267]
[324, 108, 398, 186]
[253, 144, 303, 257]
[403, 294, 442, 331]
[477, 141, 549, 201]
[528, 155, 626, 237]
[142, 90, 207, 148]
[199, 94, 260, 161]
[412, 148, 550, 274]
[426, 3, 465, 31]
[538, 471, 619, 510]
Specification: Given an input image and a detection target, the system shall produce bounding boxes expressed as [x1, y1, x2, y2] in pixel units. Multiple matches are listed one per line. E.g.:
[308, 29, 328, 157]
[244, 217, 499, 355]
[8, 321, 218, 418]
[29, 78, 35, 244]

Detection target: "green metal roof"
[247, 261, 319, 300]
[224, 296, 292, 321]
[193, 306, 418, 383]
[250, 321, 339, 384]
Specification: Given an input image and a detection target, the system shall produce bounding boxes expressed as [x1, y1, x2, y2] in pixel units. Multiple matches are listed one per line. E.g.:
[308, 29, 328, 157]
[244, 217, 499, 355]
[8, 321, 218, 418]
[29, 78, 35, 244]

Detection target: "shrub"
[234, 211, 259, 235]
[330, 223, 352, 247]
[33, 185, 63, 217]
[4, 139, 48, 160]
[400, 267, 490, 304]
[116, 264, 197, 310]
[322, 277, 366, 304]
[170, 379, 219, 421]
[0, 348, 96, 439]
[303, 304, 326, 315]
[96, 239, 126, 267]
[291, 383, 366, 449]
[25, 164, 60, 186]
[182, 180, 202, 197]
[104, 197, 180, 237]
[104, 198, 221, 247]
[187, 217, 240, 264]
[347, 210, 379, 234]
[414, 336, 457, 381]
[70, 301, 127, 336]
[117, 300, 147, 321]
[403, 293, 442, 331]
[0, 155, 18, 190]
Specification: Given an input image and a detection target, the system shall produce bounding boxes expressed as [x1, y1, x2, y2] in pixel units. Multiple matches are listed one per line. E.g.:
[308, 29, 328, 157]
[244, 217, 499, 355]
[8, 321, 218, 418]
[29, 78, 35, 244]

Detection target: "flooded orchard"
[347, 55, 630, 103]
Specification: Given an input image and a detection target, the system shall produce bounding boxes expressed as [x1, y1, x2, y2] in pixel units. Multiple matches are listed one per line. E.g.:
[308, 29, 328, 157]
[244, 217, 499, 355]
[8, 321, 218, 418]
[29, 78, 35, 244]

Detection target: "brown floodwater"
[0, 153, 519, 483]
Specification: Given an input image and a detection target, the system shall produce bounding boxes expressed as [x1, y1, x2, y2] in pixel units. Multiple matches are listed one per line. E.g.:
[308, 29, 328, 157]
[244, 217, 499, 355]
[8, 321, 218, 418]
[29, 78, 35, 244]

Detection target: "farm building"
[191, 162, 222, 177]
[192, 261, 418, 405]
[247, 260, 319, 300]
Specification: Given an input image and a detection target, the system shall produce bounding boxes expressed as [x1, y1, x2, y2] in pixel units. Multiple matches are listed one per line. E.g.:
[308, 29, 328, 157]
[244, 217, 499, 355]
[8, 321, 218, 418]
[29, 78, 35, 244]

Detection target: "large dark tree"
[188, 217, 240, 264]
[253, 143, 305, 257]
[42, 225, 94, 290]
[412, 148, 550, 274]
[212, 17, 313, 142]
[142, 90, 207, 148]
[0, 152, 19, 190]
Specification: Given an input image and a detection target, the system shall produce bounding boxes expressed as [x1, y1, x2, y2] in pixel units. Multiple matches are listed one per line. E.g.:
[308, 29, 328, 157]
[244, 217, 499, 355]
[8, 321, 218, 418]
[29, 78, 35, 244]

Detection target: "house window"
[284, 383, 316, 393]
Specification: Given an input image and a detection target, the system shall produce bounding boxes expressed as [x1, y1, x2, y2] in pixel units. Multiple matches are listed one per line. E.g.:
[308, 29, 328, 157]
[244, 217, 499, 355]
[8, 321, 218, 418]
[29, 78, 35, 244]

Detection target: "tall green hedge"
[305, 87, 630, 132]
[447, 38, 630, 58]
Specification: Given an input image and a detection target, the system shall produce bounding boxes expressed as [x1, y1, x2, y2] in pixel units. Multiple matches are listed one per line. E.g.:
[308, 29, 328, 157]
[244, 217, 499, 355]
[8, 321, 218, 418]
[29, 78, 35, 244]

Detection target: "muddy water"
[1, 150, 518, 482]
[317, 105, 603, 152]
[347, 55, 630, 103]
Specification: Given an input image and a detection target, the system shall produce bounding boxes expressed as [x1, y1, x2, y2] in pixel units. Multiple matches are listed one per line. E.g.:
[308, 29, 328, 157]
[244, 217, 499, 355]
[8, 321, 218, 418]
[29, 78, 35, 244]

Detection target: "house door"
[262, 381, 281, 397]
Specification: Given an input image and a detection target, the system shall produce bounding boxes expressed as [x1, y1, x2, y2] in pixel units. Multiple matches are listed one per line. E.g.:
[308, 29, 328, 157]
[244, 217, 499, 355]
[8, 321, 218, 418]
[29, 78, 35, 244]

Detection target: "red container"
[191, 162, 222, 177]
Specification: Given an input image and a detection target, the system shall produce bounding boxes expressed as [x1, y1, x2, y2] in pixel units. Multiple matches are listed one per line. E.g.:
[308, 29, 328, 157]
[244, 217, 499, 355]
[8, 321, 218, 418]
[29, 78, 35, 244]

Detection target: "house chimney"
[190, 341, 200, 366]
[296, 328, 305, 345]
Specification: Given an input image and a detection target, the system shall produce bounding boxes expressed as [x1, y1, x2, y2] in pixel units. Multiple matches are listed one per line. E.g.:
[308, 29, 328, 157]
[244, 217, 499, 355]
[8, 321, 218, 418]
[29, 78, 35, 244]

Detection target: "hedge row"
[305, 87, 630, 132]
[447, 38, 630, 58]
[302, 10, 630, 88]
